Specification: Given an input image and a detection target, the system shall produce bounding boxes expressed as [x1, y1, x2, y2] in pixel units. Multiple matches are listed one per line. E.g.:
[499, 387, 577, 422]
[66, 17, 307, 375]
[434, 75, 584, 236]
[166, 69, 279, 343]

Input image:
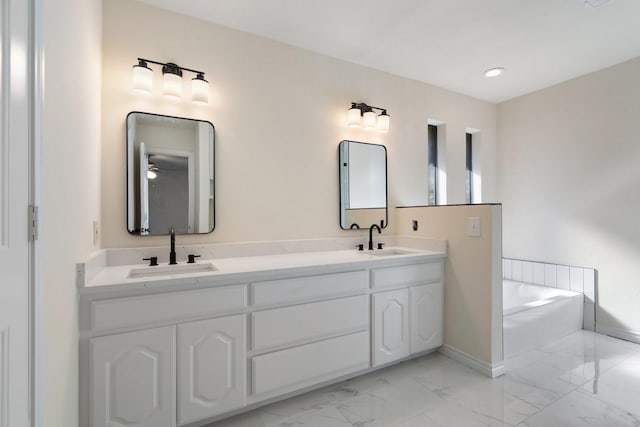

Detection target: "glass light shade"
[163, 72, 183, 99]
[347, 107, 361, 128]
[377, 113, 390, 133]
[146, 170, 157, 180]
[132, 64, 153, 93]
[191, 76, 209, 104]
[363, 111, 376, 130]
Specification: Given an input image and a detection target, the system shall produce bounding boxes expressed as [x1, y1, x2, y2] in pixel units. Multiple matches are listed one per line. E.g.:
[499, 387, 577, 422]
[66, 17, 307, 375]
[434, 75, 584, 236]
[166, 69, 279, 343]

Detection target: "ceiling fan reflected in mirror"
[147, 163, 159, 180]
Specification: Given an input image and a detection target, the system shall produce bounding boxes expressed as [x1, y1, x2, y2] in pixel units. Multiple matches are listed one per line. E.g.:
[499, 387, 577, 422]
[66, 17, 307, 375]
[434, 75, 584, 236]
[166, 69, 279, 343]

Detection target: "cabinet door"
[372, 289, 410, 366]
[91, 326, 176, 427]
[410, 283, 444, 354]
[177, 315, 246, 425]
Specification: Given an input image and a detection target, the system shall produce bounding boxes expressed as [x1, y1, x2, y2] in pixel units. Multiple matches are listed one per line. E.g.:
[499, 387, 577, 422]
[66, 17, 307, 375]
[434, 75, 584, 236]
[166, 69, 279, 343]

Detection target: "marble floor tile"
[257, 383, 362, 425]
[269, 406, 354, 427]
[396, 399, 512, 427]
[336, 376, 444, 426]
[445, 378, 540, 425]
[518, 389, 640, 427]
[580, 352, 640, 419]
[208, 331, 640, 427]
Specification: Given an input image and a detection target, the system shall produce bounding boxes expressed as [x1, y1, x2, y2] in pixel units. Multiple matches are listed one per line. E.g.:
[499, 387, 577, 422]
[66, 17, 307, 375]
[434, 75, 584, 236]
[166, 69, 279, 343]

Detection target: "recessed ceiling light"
[484, 67, 504, 77]
[583, 0, 610, 8]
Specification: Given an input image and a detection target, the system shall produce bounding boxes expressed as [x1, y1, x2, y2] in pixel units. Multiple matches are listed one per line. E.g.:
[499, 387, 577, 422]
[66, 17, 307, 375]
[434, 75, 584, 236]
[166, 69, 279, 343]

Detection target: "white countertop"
[80, 247, 446, 296]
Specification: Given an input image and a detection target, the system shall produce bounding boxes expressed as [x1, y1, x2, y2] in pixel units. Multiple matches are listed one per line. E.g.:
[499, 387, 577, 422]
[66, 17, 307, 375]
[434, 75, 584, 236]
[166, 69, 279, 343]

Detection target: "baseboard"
[439, 345, 504, 378]
[596, 324, 640, 345]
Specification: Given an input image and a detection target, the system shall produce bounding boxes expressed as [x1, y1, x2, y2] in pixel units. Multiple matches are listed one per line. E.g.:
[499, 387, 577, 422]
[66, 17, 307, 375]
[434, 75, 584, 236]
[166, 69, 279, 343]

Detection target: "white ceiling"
[137, 0, 640, 103]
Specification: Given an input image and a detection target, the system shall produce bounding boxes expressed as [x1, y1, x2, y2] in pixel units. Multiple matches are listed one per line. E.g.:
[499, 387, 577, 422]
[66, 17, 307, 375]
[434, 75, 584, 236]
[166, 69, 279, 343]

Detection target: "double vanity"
[78, 244, 446, 427]
[80, 113, 447, 426]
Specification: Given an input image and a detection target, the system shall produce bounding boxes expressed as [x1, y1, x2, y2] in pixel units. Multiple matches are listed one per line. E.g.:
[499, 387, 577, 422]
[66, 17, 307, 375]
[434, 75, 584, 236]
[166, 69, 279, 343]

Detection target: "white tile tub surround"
[502, 258, 596, 332]
[532, 262, 545, 286]
[544, 263, 557, 287]
[557, 265, 571, 291]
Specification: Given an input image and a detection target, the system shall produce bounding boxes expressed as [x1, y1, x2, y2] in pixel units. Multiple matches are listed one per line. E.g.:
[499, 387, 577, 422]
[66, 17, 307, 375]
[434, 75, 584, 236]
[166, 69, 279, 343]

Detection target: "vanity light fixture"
[131, 57, 209, 104]
[132, 59, 153, 93]
[347, 102, 390, 133]
[162, 63, 183, 99]
[191, 73, 209, 104]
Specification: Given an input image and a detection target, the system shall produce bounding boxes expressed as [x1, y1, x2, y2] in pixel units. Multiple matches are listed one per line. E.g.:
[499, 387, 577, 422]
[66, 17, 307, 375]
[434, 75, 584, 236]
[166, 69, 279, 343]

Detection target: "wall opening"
[428, 119, 447, 205]
[466, 128, 482, 204]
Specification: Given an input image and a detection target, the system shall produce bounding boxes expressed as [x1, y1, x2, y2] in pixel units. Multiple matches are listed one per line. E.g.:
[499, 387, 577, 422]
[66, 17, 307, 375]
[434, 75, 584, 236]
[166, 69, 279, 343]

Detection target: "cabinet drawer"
[251, 295, 368, 352]
[251, 270, 368, 306]
[91, 285, 247, 332]
[252, 331, 370, 396]
[371, 262, 441, 290]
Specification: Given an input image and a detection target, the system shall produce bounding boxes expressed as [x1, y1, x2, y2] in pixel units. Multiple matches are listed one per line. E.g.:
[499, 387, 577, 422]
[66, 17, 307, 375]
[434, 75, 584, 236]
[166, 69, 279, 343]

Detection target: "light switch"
[468, 217, 481, 237]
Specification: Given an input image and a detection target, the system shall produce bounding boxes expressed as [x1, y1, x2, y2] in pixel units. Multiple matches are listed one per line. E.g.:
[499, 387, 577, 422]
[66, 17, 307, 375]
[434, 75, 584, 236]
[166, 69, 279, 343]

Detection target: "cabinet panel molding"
[372, 289, 410, 366]
[410, 283, 444, 354]
[91, 326, 176, 427]
[178, 314, 246, 425]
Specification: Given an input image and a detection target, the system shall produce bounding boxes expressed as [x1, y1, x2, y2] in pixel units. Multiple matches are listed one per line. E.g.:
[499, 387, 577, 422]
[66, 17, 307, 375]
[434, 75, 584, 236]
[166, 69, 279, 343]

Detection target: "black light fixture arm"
[351, 102, 388, 114]
[137, 57, 205, 77]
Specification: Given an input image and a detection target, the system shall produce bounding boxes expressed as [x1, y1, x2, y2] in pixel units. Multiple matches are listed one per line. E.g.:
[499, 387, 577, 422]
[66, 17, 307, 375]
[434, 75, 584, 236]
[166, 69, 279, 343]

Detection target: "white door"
[372, 289, 410, 366]
[0, 0, 33, 425]
[91, 327, 176, 427]
[410, 283, 444, 354]
[177, 315, 246, 425]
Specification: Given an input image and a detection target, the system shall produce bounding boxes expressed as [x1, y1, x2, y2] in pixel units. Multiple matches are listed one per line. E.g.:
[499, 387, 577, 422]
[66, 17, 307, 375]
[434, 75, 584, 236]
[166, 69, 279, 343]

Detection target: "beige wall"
[396, 205, 503, 367]
[498, 57, 640, 341]
[42, 0, 102, 425]
[102, 0, 498, 248]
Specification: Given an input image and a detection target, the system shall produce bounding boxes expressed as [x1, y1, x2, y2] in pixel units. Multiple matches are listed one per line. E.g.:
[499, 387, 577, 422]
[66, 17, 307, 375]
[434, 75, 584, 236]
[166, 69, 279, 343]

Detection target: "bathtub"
[503, 280, 583, 357]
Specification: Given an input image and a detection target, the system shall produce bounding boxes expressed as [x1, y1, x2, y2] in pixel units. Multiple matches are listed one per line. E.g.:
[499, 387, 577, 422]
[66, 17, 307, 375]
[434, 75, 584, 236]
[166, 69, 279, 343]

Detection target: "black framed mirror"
[339, 140, 388, 230]
[126, 112, 215, 236]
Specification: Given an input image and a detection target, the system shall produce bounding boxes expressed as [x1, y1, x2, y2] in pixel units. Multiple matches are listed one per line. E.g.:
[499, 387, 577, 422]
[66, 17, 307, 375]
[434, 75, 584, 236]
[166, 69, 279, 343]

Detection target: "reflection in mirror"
[339, 140, 388, 230]
[127, 112, 215, 235]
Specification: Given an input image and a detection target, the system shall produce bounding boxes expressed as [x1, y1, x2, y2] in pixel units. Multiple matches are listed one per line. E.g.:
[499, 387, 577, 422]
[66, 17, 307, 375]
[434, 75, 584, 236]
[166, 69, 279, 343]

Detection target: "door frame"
[31, 0, 44, 425]
[145, 147, 196, 233]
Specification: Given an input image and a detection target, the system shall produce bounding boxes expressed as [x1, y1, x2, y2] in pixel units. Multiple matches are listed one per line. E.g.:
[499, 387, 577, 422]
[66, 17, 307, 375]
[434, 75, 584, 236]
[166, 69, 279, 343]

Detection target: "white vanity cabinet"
[80, 251, 445, 427]
[372, 288, 410, 366]
[371, 262, 444, 366]
[249, 274, 371, 400]
[410, 282, 444, 354]
[90, 326, 176, 427]
[177, 314, 246, 425]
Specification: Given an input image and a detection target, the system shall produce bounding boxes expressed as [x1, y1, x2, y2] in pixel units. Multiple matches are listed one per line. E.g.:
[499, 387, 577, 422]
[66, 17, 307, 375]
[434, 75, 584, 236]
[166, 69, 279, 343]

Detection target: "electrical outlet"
[468, 217, 481, 237]
[93, 221, 99, 246]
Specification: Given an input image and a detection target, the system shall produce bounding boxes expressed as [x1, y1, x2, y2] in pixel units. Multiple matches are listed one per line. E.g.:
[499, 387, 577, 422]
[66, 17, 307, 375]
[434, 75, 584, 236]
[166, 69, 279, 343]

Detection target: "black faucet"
[169, 227, 177, 265]
[368, 224, 381, 250]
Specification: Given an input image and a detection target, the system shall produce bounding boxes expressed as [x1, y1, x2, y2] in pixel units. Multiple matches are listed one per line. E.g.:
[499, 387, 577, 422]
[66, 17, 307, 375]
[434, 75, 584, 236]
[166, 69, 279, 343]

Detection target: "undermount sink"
[363, 249, 416, 257]
[127, 262, 217, 279]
